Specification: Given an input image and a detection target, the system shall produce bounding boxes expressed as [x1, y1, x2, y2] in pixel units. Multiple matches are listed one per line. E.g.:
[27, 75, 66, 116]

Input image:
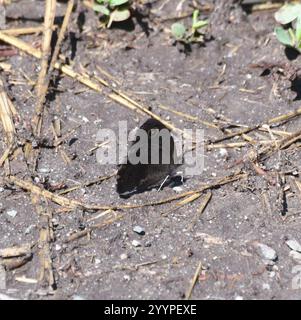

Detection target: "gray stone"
[262, 283, 270, 290]
[291, 266, 301, 290]
[25, 225, 35, 235]
[262, 259, 275, 266]
[120, 253, 128, 260]
[254, 242, 277, 261]
[133, 226, 145, 235]
[289, 250, 301, 264]
[6, 209, 17, 218]
[286, 239, 301, 253]
[132, 240, 141, 247]
[173, 186, 183, 193]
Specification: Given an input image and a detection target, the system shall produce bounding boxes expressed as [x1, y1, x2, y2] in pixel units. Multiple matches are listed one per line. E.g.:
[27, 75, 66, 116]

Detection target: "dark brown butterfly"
[117, 118, 179, 198]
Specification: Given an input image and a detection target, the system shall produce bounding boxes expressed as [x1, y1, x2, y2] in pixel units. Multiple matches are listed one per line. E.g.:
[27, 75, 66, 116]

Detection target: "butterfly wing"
[117, 118, 179, 197]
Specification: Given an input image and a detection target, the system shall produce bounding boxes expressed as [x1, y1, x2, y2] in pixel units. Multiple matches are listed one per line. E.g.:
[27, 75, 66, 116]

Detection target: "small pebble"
[133, 226, 145, 235]
[132, 240, 141, 247]
[219, 148, 228, 159]
[292, 266, 301, 290]
[254, 242, 277, 261]
[173, 186, 183, 193]
[51, 218, 59, 227]
[6, 209, 17, 218]
[124, 275, 131, 281]
[0, 187, 4, 193]
[55, 244, 61, 251]
[262, 283, 270, 290]
[120, 253, 128, 260]
[289, 251, 301, 264]
[262, 259, 275, 267]
[25, 225, 35, 235]
[286, 239, 301, 253]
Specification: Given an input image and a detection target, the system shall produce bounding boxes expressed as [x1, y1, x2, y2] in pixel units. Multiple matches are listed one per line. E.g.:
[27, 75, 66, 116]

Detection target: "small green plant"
[274, 3, 301, 52]
[93, 0, 131, 28]
[171, 10, 208, 44]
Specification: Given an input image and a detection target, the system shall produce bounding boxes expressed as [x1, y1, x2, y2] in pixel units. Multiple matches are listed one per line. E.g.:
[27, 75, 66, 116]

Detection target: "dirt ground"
[0, 0, 301, 300]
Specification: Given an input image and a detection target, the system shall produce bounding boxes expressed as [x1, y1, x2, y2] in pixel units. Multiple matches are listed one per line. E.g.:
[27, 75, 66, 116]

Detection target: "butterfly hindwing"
[117, 118, 178, 198]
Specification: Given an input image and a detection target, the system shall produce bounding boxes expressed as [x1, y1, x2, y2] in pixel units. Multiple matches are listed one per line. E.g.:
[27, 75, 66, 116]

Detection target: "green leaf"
[109, 0, 129, 7]
[275, 4, 301, 24]
[193, 20, 208, 30]
[288, 27, 296, 46]
[296, 15, 301, 43]
[171, 23, 186, 39]
[96, 0, 109, 4]
[192, 10, 199, 26]
[107, 8, 131, 27]
[93, 4, 110, 15]
[275, 26, 293, 46]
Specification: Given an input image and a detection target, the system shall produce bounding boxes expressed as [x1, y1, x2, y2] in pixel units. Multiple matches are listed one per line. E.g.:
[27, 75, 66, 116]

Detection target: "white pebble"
[133, 226, 145, 235]
[254, 242, 277, 261]
[6, 209, 17, 218]
[120, 253, 128, 260]
[219, 148, 228, 158]
[289, 251, 301, 264]
[132, 240, 141, 247]
[25, 225, 35, 235]
[173, 186, 183, 193]
[286, 239, 301, 253]
[292, 266, 301, 290]
[262, 283, 270, 290]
